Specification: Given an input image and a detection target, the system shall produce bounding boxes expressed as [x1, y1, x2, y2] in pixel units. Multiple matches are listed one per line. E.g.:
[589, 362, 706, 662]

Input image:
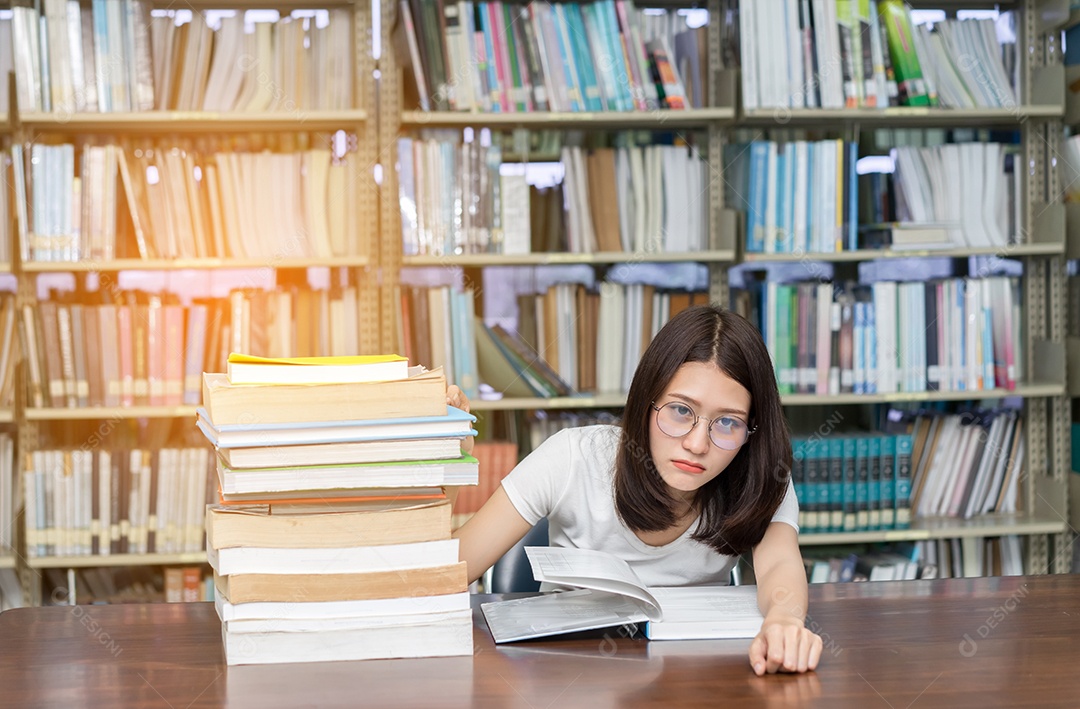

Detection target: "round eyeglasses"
[650, 401, 756, 450]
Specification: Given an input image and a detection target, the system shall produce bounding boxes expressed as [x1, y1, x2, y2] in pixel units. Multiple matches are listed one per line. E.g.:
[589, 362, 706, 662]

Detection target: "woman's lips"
[672, 460, 706, 474]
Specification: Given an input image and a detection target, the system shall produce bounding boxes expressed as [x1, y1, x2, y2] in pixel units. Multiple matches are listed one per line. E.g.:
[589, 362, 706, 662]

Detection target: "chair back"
[488, 518, 549, 593]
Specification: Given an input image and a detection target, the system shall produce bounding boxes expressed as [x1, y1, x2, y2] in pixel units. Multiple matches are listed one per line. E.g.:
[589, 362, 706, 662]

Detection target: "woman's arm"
[748, 522, 823, 675]
[444, 384, 532, 583]
[453, 487, 533, 584]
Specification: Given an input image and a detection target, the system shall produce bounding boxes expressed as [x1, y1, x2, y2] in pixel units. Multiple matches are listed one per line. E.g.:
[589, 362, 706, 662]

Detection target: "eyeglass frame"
[649, 400, 757, 450]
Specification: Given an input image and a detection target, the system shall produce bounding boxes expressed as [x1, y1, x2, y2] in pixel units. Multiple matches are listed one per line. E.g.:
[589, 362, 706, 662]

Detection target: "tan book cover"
[214, 561, 467, 603]
[206, 498, 452, 550]
[200, 367, 447, 426]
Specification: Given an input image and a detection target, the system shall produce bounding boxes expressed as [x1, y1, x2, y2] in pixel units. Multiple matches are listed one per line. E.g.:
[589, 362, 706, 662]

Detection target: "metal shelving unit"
[9, 0, 381, 606]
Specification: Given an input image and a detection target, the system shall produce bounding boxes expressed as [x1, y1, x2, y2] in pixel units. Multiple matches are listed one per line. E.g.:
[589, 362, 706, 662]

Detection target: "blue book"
[450, 290, 479, 399]
[783, 143, 797, 252]
[775, 146, 788, 252]
[477, 3, 503, 112]
[565, 3, 604, 111]
[197, 406, 477, 449]
[826, 437, 844, 532]
[841, 437, 857, 532]
[746, 141, 771, 253]
[552, 4, 585, 111]
[855, 436, 870, 531]
[802, 437, 820, 533]
[790, 436, 807, 531]
[894, 433, 914, 529]
[880, 435, 897, 528]
[867, 435, 882, 531]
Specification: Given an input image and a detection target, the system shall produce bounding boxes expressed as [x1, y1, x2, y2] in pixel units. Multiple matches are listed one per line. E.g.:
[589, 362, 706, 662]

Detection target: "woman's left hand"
[748, 615, 823, 675]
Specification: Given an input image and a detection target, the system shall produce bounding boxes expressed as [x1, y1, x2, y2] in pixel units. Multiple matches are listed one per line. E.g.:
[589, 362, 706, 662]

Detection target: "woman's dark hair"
[613, 304, 791, 556]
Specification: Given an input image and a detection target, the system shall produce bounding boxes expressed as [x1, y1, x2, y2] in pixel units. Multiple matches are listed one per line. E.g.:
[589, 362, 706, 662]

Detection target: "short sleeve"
[770, 476, 800, 532]
[500, 428, 575, 525]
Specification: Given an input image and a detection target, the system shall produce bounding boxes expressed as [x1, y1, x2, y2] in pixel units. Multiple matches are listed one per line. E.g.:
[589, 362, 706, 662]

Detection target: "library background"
[0, 0, 1077, 607]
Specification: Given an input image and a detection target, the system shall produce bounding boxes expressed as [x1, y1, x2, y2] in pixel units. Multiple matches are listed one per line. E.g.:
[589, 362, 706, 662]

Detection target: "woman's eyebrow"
[667, 392, 749, 418]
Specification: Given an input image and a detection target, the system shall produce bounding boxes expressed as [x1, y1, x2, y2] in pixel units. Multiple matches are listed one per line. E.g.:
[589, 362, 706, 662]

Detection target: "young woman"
[447, 305, 822, 675]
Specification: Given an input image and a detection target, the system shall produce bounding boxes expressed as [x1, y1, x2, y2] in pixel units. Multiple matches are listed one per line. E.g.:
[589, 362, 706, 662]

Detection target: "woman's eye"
[717, 417, 739, 430]
[672, 404, 694, 418]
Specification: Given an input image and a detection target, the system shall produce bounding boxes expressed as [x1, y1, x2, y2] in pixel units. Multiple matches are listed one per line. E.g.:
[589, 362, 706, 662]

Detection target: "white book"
[615, 148, 634, 252]
[216, 455, 479, 496]
[630, 148, 647, 252]
[964, 415, 1009, 519]
[480, 547, 763, 643]
[208, 539, 459, 576]
[215, 435, 465, 470]
[783, 0, 805, 109]
[225, 608, 472, 635]
[223, 615, 473, 665]
[739, 0, 759, 110]
[917, 417, 959, 517]
[596, 282, 624, 393]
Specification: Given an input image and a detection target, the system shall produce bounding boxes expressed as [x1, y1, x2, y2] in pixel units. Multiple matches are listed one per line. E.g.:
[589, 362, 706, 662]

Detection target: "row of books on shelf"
[19, 285, 375, 410]
[793, 431, 913, 534]
[402, 282, 712, 400]
[39, 565, 212, 605]
[748, 275, 1023, 396]
[908, 410, 1023, 519]
[725, 139, 1022, 253]
[793, 410, 1023, 534]
[6, 5, 354, 115]
[23, 447, 214, 558]
[10, 137, 364, 263]
[398, 1, 703, 113]
[399, 137, 710, 257]
[802, 536, 1024, 583]
[741, 0, 1018, 111]
[408, 273, 1023, 402]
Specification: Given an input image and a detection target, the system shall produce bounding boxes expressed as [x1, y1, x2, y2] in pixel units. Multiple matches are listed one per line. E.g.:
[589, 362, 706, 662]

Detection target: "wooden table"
[1, 574, 1078, 708]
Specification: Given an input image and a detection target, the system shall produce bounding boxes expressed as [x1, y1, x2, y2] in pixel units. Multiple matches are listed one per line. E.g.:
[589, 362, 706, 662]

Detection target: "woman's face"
[648, 361, 752, 501]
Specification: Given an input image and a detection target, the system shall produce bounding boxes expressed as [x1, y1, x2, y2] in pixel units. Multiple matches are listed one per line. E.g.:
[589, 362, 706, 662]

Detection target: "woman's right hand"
[446, 385, 474, 456]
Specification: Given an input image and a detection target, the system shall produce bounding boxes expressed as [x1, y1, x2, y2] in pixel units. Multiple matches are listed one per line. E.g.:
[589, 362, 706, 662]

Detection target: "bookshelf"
[6, 0, 382, 605]
[385, 0, 1073, 578]
[402, 251, 737, 267]
[19, 110, 369, 133]
[27, 553, 207, 570]
[400, 107, 735, 128]
[23, 406, 201, 421]
[739, 103, 1065, 127]
[21, 257, 371, 272]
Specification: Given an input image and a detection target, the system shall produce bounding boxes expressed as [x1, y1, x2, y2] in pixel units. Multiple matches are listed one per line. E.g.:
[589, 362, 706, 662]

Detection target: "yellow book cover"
[226, 353, 410, 385]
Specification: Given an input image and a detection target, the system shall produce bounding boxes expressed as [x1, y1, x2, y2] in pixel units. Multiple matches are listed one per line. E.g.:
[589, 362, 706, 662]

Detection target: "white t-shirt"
[501, 425, 800, 588]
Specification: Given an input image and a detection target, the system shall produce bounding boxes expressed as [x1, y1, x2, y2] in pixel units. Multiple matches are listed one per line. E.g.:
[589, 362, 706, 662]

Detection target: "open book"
[480, 547, 764, 643]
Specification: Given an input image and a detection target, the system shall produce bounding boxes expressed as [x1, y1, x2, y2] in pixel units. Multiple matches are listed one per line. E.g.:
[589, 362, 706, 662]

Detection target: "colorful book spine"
[878, 0, 929, 106]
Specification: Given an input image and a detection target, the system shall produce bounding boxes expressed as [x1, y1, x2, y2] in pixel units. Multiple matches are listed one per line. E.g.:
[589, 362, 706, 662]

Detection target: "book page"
[481, 589, 650, 644]
[646, 586, 764, 640]
[649, 586, 762, 622]
[525, 547, 661, 619]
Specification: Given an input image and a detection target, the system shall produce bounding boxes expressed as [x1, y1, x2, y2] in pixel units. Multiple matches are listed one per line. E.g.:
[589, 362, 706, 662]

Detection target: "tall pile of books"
[197, 353, 478, 665]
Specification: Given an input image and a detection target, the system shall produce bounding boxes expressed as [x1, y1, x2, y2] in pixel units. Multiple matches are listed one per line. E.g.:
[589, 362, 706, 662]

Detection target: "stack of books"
[196, 353, 479, 665]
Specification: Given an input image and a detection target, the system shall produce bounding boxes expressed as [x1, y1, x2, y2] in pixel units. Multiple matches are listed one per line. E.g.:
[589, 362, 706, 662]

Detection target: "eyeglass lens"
[655, 402, 748, 450]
